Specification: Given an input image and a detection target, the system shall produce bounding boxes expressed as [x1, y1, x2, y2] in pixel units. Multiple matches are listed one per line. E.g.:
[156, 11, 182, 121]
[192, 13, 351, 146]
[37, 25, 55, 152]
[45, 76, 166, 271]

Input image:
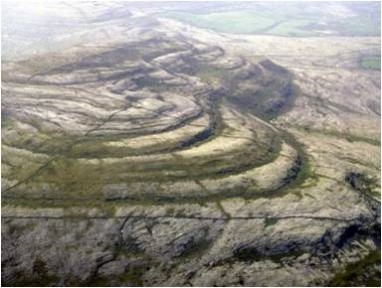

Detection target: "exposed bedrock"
[2, 28, 380, 287]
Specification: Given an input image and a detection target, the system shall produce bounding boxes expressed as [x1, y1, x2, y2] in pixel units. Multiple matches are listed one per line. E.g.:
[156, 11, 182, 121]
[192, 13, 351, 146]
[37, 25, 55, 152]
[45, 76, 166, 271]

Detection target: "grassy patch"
[345, 172, 380, 199]
[329, 250, 381, 287]
[160, 11, 277, 34]
[267, 19, 315, 36]
[216, 201, 231, 218]
[1, 128, 284, 209]
[361, 56, 381, 70]
[264, 217, 278, 228]
[232, 244, 304, 264]
[6, 257, 59, 287]
[159, 4, 380, 37]
[160, 10, 319, 37]
[295, 125, 380, 146]
[196, 66, 226, 84]
[87, 264, 148, 287]
[333, 16, 381, 37]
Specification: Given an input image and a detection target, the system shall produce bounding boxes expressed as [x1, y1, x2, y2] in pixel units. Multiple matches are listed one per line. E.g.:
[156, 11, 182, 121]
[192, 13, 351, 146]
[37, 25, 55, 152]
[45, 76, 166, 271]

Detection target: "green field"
[160, 5, 380, 37]
[161, 11, 278, 34]
[361, 55, 381, 70]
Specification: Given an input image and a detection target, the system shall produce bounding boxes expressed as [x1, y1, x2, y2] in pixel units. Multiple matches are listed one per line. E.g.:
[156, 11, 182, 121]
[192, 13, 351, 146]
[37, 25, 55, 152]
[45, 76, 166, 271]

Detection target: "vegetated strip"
[1, 214, 361, 223]
[2, 126, 307, 207]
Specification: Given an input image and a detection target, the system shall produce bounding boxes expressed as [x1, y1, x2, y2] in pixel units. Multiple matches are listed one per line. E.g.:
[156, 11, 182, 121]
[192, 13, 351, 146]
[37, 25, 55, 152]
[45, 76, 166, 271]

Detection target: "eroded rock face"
[2, 1, 380, 287]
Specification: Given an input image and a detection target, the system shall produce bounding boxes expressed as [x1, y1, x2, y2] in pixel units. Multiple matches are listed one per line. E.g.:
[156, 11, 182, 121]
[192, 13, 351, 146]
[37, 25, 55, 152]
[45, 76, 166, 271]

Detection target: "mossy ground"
[329, 250, 381, 287]
[360, 55, 381, 70]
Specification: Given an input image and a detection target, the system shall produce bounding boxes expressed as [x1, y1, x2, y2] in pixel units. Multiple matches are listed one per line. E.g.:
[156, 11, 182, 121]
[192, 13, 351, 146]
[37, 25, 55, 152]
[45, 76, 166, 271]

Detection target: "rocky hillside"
[2, 2, 380, 287]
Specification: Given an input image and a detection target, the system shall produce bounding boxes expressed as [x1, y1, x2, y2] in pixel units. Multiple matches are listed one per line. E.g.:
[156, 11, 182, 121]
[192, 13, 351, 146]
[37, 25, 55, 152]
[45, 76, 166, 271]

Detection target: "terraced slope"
[2, 9, 380, 287]
[2, 35, 301, 207]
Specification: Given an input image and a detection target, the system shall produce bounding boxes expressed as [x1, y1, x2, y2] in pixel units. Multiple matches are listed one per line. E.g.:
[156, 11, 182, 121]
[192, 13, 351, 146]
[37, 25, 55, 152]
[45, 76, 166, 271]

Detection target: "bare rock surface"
[2, 1, 380, 286]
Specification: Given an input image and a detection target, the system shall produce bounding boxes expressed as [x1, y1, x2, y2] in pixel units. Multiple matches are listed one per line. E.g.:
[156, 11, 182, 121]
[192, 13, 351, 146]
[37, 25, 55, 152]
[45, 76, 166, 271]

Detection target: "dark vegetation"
[160, 1, 381, 37]
[346, 172, 380, 198]
[329, 250, 381, 287]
